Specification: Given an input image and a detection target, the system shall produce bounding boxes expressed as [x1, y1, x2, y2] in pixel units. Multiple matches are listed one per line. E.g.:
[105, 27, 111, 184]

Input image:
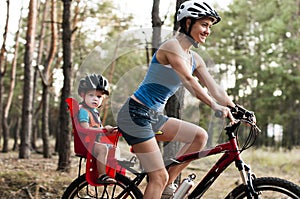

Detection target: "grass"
[0, 151, 75, 199]
[242, 147, 300, 184]
[184, 147, 300, 198]
[0, 145, 299, 198]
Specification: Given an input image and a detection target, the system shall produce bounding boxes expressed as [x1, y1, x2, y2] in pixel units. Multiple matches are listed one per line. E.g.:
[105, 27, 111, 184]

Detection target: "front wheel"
[226, 177, 300, 199]
[62, 172, 143, 199]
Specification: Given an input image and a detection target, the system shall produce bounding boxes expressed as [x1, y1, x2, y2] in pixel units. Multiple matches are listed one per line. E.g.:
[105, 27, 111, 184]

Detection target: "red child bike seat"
[65, 97, 125, 186]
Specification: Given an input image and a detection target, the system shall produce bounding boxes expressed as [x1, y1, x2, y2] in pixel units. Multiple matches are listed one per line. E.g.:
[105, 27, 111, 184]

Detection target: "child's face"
[84, 90, 105, 108]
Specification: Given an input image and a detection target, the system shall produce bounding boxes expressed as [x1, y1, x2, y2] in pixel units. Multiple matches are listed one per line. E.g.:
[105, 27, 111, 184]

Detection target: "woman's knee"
[194, 127, 208, 145]
[149, 169, 169, 187]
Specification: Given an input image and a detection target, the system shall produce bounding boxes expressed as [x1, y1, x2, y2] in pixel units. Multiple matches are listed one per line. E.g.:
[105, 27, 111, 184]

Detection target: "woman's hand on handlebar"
[214, 104, 236, 124]
[215, 103, 256, 126]
[228, 104, 256, 126]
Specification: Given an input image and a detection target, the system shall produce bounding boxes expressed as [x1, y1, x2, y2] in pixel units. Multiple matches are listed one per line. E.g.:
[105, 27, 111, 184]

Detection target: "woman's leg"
[131, 137, 169, 199]
[156, 118, 208, 184]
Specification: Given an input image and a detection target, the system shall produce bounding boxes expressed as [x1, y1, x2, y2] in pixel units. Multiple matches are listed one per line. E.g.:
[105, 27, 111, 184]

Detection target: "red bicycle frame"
[169, 122, 250, 198]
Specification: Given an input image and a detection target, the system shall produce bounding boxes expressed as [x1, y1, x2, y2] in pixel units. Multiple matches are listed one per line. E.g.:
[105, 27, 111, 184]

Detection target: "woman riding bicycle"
[117, 1, 242, 198]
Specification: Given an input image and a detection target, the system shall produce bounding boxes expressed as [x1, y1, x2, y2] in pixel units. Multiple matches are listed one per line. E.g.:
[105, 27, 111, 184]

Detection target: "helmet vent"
[188, 8, 201, 13]
[194, 2, 207, 11]
[78, 74, 110, 95]
[203, 2, 213, 11]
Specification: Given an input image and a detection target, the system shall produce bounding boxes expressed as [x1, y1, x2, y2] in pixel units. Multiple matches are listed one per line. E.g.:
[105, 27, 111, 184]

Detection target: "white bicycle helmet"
[177, 0, 221, 24]
[176, 1, 221, 48]
[78, 74, 110, 95]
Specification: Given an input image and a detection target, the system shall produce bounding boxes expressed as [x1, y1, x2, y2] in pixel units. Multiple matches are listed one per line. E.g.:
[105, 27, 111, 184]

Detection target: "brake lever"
[240, 118, 261, 133]
[253, 125, 261, 133]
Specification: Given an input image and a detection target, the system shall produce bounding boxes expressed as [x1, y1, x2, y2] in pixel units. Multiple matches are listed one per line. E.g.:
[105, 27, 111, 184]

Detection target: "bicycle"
[63, 97, 300, 198]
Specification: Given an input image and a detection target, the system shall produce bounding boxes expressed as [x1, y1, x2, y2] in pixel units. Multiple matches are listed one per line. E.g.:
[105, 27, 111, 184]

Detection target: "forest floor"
[0, 141, 300, 199]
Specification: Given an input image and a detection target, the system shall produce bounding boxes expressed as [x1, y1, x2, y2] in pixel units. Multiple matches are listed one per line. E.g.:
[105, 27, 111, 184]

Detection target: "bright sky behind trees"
[0, 0, 232, 46]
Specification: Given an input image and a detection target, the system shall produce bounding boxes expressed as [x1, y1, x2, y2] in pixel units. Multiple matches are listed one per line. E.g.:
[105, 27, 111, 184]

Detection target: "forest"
[0, 0, 299, 174]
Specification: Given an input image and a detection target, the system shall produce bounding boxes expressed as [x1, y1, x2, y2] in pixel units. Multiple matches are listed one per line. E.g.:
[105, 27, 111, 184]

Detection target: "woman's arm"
[192, 52, 235, 107]
[157, 40, 219, 110]
[156, 40, 235, 121]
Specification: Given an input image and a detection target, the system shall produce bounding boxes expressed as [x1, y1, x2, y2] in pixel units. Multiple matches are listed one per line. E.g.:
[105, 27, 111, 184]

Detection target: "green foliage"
[206, 0, 300, 147]
[72, 0, 134, 70]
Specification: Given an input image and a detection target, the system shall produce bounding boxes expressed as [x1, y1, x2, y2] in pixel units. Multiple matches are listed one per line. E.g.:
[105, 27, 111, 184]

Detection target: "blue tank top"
[134, 52, 196, 112]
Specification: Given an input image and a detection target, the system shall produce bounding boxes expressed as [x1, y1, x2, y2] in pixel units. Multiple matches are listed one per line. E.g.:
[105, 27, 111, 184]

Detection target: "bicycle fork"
[235, 160, 260, 199]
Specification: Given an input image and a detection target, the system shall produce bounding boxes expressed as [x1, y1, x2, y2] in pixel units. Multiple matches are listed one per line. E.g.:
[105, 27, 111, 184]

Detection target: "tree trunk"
[3, 17, 22, 152]
[40, 0, 58, 158]
[151, 0, 162, 55]
[31, 0, 48, 154]
[57, 0, 72, 172]
[30, 0, 48, 153]
[163, 0, 187, 184]
[19, 0, 37, 159]
[164, 88, 185, 185]
[13, 117, 21, 151]
[0, 0, 10, 152]
[102, 38, 119, 124]
[174, 0, 187, 31]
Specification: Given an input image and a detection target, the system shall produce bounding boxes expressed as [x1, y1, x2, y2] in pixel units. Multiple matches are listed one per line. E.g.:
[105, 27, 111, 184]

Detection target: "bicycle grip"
[215, 110, 223, 118]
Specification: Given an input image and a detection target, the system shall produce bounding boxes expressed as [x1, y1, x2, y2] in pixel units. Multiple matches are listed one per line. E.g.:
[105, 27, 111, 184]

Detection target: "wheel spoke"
[62, 173, 143, 199]
[225, 177, 300, 199]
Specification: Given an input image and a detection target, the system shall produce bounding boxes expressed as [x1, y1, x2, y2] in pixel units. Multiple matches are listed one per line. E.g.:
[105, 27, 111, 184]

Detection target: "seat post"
[78, 157, 83, 178]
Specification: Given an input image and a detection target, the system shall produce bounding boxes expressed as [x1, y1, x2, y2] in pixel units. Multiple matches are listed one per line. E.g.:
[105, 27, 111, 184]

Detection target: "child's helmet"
[78, 74, 110, 95]
[177, 0, 221, 24]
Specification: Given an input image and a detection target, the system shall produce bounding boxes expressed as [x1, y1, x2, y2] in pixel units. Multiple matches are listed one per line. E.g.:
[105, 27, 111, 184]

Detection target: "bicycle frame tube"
[174, 134, 242, 199]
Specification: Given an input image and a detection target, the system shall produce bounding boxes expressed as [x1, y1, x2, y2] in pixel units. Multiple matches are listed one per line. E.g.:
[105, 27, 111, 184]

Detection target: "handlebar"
[215, 104, 261, 132]
[214, 104, 254, 122]
[214, 110, 224, 118]
[229, 104, 254, 121]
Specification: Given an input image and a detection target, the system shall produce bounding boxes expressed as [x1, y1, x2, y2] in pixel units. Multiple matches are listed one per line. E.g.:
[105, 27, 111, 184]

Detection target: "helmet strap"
[179, 18, 200, 48]
[187, 35, 200, 48]
[186, 18, 200, 48]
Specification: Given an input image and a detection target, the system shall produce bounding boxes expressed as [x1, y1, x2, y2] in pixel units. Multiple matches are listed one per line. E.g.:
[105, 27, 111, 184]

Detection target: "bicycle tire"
[62, 172, 143, 199]
[225, 177, 300, 199]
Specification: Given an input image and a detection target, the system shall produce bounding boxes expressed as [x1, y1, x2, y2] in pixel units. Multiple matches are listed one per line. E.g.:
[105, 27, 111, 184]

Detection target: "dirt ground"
[0, 144, 299, 199]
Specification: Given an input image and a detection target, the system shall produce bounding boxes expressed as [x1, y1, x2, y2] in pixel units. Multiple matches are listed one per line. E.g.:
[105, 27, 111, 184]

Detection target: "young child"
[77, 73, 116, 184]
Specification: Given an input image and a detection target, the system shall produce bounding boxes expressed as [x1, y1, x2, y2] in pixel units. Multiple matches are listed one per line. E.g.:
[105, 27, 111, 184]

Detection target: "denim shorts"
[117, 97, 168, 145]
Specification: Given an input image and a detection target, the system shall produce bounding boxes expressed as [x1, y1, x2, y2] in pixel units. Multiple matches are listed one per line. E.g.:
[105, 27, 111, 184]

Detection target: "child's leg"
[94, 142, 108, 176]
[94, 142, 116, 184]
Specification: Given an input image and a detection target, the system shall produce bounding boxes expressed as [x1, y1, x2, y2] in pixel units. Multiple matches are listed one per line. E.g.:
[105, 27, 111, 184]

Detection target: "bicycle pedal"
[129, 155, 137, 163]
[118, 156, 137, 168]
[127, 156, 138, 167]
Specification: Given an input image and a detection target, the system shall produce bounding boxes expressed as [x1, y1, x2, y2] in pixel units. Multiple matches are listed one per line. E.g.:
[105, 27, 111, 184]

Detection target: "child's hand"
[103, 125, 117, 134]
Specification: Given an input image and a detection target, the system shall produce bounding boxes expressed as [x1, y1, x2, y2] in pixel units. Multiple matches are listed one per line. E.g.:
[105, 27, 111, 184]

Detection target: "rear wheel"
[226, 177, 300, 198]
[62, 173, 143, 199]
